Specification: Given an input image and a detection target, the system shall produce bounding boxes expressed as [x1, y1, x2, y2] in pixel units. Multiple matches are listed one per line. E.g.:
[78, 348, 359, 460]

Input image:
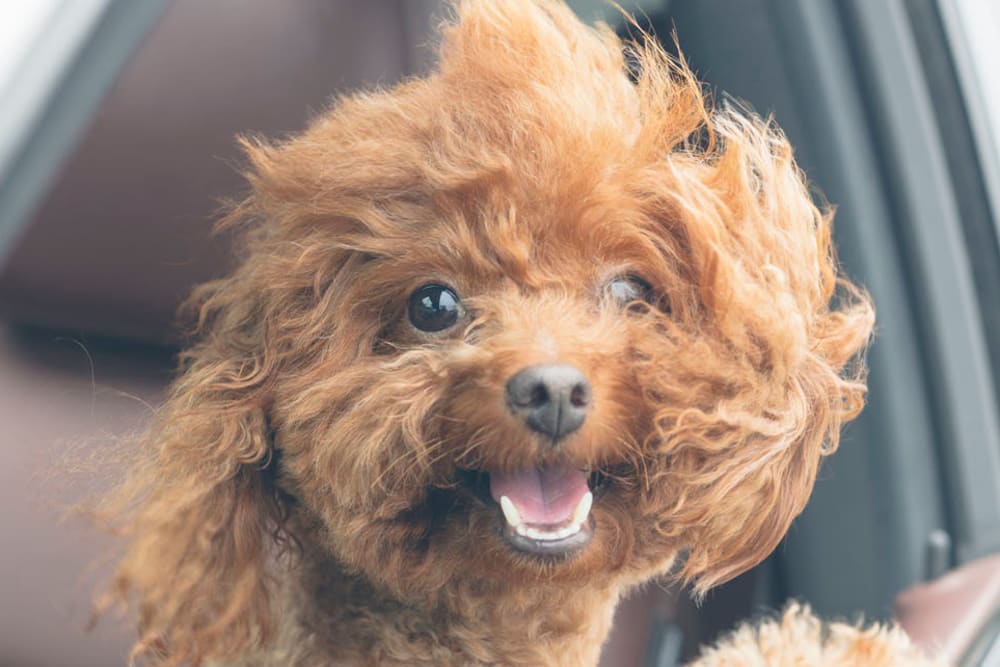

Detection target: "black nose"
[505, 364, 591, 441]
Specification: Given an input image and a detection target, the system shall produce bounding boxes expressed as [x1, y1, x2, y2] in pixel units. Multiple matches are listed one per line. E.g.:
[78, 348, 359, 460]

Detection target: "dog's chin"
[455, 467, 612, 561]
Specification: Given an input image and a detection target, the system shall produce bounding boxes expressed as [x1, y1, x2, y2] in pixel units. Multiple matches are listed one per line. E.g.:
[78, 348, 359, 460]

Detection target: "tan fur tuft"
[689, 604, 946, 667]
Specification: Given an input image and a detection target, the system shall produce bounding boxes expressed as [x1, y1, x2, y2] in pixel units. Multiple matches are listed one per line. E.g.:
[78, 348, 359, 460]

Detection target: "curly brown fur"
[94, 1, 876, 665]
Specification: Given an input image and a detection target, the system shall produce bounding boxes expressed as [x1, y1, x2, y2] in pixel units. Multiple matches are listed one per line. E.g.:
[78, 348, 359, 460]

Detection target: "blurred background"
[1, 1, 998, 666]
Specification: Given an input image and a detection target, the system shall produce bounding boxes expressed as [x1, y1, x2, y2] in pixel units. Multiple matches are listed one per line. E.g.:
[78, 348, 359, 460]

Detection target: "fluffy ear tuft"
[672, 291, 874, 596]
[632, 75, 877, 593]
[95, 273, 290, 667]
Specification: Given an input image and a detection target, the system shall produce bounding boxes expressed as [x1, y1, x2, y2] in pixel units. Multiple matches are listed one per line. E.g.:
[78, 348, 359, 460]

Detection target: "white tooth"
[500, 496, 523, 528]
[572, 491, 593, 527]
[521, 524, 582, 542]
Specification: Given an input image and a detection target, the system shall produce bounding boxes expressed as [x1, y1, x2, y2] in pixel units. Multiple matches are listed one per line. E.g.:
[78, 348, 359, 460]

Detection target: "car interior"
[2, 1, 998, 666]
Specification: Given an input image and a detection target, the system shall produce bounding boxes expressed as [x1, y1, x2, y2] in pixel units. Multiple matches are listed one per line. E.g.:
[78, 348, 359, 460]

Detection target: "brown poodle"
[94, 1, 937, 665]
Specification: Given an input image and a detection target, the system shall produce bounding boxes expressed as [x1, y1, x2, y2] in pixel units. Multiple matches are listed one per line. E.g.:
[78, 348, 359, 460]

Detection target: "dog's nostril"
[527, 385, 549, 408]
[506, 364, 591, 441]
[569, 383, 590, 408]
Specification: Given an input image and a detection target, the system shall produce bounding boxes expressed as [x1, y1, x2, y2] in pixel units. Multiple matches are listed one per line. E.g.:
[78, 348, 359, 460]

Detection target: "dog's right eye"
[408, 284, 464, 332]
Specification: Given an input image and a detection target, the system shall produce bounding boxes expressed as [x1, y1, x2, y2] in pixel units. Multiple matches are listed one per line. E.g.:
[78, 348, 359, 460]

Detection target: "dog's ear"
[100, 271, 287, 666]
[645, 99, 877, 594]
[673, 272, 874, 598]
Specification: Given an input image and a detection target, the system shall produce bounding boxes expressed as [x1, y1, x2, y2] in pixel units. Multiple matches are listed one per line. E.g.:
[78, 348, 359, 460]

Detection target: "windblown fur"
[93, 1, 885, 665]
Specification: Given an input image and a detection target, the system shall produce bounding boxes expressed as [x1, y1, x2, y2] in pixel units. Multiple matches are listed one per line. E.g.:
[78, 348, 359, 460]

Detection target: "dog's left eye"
[408, 284, 464, 332]
[605, 275, 653, 308]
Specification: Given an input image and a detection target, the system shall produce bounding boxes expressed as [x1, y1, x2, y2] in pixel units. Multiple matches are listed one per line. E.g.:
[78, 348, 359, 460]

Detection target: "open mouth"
[484, 465, 599, 557]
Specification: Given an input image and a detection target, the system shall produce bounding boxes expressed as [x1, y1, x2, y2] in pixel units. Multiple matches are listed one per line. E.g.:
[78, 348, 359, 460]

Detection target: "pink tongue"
[489, 466, 590, 526]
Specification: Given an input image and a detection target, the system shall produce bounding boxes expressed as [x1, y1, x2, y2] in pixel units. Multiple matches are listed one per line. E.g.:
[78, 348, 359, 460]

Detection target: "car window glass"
[0, 1, 62, 100]
[938, 0, 1000, 241]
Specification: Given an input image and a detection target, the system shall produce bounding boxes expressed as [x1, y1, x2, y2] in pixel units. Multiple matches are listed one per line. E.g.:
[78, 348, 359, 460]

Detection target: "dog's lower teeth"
[501, 491, 593, 541]
[517, 522, 584, 541]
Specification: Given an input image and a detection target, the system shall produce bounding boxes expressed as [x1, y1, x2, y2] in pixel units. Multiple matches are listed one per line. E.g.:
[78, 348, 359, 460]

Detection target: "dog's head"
[104, 0, 873, 662]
